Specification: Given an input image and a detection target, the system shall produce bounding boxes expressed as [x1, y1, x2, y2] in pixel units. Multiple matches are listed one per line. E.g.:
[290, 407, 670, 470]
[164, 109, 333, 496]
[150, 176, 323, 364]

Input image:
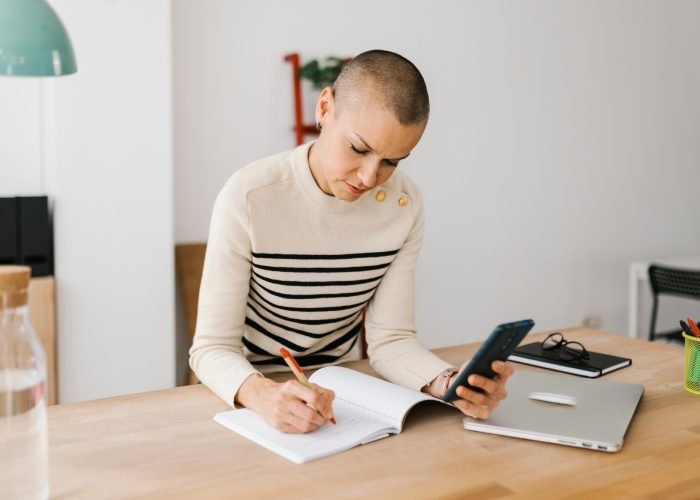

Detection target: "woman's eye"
[350, 144, 368, 155]
[349, 143, 398, 167]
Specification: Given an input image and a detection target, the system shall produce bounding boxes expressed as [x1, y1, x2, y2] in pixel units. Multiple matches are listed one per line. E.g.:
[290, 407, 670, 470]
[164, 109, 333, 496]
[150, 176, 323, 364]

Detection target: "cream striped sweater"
[189, 143, 451, 407]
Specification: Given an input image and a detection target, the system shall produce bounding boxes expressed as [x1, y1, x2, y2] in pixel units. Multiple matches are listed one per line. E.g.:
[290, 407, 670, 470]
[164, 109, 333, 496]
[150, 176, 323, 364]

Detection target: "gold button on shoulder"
[375, 190, 386, 202]
[398, 196, 408, 207]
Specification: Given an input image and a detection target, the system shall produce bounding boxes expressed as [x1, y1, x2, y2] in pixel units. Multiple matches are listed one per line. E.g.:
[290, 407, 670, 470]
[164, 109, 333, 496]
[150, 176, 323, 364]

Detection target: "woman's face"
[308, 87, 426, 202]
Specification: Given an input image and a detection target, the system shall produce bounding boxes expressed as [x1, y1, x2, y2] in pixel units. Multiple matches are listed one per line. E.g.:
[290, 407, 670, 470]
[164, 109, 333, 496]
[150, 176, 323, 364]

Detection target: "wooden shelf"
[284, 52, 320, 146]
[28, 276, 57, 405]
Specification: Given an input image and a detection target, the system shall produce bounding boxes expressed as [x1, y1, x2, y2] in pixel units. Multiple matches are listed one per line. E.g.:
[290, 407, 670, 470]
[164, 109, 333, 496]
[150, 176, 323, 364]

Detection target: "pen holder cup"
[683, 333, 700, 395]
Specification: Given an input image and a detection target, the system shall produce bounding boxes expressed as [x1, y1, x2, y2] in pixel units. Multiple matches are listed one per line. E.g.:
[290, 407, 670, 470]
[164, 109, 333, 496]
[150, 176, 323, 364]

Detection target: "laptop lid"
[462, 370, 644, 452]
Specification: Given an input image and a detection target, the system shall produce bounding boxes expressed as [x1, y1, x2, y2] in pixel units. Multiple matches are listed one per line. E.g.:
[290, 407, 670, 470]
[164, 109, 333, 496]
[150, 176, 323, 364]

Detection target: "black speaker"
[0, 196, 53, 277]
[0, 197, 18, 265]
[18, 197, 52, 277]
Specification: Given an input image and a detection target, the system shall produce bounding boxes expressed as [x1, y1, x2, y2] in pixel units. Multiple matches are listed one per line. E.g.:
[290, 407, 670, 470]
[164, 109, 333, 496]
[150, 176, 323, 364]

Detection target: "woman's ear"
[315, 86, 334, 129]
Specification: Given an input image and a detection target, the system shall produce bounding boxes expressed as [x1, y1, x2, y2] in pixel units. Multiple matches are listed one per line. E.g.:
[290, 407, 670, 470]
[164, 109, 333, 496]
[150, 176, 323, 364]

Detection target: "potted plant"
[297, 56, 348, 89]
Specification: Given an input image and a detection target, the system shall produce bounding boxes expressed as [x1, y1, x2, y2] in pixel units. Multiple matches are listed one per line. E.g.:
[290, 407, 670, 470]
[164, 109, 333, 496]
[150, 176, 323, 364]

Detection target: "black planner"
[508, 342, 632, 378]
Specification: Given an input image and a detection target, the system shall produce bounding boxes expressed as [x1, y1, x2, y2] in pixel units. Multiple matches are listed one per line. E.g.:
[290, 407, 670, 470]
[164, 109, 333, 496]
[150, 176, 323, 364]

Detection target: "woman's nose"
[357, 160, 379, 188]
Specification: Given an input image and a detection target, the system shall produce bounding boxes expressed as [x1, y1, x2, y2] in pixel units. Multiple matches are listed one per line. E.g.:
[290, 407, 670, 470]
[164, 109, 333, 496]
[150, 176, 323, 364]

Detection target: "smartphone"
[442, 319, 534, 402]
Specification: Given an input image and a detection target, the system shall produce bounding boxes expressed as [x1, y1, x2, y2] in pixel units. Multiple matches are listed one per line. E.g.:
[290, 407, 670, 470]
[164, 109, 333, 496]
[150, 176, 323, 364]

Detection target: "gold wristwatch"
[437, 367, 459, 397]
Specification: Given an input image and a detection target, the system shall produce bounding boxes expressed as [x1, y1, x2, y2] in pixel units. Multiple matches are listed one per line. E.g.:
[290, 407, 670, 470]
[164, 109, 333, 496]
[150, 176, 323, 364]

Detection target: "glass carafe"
[0, 266, 49, 500]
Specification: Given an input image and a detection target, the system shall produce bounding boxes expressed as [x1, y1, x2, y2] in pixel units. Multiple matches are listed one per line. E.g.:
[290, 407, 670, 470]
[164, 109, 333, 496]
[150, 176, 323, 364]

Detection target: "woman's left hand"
[449, 360, 514, 419]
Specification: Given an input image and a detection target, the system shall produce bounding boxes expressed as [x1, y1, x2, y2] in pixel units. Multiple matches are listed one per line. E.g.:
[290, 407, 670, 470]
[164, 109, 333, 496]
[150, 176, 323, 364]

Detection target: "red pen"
[279, 348, 336, 425]
[687, 317, 700, 337]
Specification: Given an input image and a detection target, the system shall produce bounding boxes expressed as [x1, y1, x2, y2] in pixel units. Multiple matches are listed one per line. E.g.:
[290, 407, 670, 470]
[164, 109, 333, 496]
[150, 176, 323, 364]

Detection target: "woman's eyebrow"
[352, 132, 375, 152]
[352, 132, 411, 161]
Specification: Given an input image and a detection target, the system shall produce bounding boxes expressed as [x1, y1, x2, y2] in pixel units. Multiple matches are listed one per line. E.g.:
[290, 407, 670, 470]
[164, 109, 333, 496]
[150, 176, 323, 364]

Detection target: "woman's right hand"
[235, 374, 335, 433]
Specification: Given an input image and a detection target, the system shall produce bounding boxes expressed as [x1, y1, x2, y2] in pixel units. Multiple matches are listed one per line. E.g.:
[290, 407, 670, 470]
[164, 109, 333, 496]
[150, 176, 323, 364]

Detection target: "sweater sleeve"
[364, 188, 453, 391]
[188, 173, 259, 407]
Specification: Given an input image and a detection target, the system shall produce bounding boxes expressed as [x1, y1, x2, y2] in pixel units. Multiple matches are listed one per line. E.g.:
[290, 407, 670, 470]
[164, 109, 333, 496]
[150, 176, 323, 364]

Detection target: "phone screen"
[442, 319, 534, 402]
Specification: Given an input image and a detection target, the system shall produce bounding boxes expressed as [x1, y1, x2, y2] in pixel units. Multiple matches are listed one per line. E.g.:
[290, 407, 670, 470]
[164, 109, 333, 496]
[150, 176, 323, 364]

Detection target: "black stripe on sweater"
[252, 270, 384, 287]
[252, 262, 391, 274]
[246, 303, 362, 339]
[248, 295, 358, 326]
[243, 320, 363, 358]
[251, 249, 399, 260]
[251, 276, 378, 300]
[250, 288, 367, 313]
[248, 335, 359, 368]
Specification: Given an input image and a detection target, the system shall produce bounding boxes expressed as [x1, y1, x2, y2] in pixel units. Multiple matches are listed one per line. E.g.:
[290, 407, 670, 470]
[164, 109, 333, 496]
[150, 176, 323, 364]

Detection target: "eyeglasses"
[542, 332, 589, 361]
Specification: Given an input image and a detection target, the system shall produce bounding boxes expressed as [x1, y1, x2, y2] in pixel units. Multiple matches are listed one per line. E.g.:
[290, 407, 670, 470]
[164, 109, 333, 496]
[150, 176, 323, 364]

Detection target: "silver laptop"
[462, 370, 644, 452]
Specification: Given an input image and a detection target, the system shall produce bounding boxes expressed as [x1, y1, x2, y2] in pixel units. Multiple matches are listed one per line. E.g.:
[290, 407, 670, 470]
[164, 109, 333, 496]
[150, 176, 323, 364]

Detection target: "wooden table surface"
[48, 328, 700, 499]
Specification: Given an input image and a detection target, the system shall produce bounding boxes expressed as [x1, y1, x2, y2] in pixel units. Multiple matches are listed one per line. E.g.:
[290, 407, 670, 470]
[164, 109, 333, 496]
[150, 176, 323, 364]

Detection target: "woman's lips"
[345, 182, 366, 195]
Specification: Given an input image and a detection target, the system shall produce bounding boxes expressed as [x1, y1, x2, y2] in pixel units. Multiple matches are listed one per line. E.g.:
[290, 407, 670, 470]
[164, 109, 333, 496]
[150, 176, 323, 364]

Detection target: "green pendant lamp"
[0, 0, 77, 76]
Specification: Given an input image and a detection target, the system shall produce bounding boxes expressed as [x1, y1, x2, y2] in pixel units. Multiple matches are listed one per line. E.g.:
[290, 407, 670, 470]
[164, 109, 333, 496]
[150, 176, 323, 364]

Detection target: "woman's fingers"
[310, 383, 336, 422]
[452, 361, 515, 419]
[273, 380, 335, 432]
[453, 398, 491, 420]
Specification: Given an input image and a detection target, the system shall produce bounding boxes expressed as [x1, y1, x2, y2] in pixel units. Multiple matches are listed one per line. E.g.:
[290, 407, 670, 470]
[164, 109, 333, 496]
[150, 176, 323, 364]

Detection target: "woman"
[190, 49, 513, 433]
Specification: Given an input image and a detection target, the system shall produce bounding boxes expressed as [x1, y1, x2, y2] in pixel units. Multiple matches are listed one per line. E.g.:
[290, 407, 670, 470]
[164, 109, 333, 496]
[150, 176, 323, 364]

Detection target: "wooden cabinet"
[28, 276, 57, 405]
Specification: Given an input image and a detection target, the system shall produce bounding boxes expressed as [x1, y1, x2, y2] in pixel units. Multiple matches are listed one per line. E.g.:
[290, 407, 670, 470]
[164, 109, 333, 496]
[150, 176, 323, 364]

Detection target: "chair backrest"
[647, 264, 700, 341]
[648, 265, 700, 300]
[175, 243, 207, 385]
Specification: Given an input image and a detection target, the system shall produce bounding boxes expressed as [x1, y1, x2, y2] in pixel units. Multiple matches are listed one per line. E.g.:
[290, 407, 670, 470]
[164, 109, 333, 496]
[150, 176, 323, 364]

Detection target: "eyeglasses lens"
[559, 342, 585, 361]
[543, 333, 563, 350]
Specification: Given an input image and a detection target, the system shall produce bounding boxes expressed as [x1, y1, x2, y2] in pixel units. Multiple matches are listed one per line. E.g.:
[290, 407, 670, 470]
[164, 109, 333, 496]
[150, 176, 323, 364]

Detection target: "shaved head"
[331, 50, 430, 125]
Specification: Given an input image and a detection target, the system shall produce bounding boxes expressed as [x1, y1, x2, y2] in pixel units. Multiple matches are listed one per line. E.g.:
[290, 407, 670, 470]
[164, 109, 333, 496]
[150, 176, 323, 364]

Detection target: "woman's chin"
[337, 192, 362, 202]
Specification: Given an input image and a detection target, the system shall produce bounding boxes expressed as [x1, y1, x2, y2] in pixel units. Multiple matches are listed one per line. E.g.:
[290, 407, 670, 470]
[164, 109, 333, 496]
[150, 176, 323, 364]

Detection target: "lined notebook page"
[214, 398, 390, 464]
[309, 366, 437, 429]
[214, 366, 444, 464]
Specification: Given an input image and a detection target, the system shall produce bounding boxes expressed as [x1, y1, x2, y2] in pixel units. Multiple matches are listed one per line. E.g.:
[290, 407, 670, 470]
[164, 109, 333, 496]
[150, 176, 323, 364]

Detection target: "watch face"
[439, 368, 459, 396]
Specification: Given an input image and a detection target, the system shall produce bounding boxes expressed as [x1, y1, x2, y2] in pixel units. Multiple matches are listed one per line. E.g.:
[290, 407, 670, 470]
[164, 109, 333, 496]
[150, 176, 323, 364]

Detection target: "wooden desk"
[48, 328, 700, 498]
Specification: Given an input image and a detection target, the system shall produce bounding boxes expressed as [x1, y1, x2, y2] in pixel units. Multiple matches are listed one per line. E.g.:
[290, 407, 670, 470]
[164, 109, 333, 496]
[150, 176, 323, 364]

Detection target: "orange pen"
[279, 347, 336, 425]
[687, 317, 700, 337]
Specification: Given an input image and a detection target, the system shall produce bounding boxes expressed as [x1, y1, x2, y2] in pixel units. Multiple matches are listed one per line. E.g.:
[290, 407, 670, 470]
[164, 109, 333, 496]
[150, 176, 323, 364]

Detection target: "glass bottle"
[0, 266, 49, 500]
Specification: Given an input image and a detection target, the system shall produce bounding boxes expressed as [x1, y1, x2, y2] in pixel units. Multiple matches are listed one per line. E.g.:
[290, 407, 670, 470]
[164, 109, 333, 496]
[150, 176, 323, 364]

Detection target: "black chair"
[648, 264, 700, 342]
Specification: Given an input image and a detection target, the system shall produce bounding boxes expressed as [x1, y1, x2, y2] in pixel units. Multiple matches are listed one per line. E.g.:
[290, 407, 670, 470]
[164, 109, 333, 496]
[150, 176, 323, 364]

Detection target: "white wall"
[173, 0, 700, 348]
[0, 79, 42, 192]
[0, 0, 175, 403]
[3, 2, 697, 403]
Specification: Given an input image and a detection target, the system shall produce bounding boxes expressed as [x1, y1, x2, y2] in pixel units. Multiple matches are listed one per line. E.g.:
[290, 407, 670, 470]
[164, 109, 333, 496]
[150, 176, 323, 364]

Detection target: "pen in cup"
[680, 320, 695, 337]
[687, 318, 700, 338]
[279, 347, 336, 425]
